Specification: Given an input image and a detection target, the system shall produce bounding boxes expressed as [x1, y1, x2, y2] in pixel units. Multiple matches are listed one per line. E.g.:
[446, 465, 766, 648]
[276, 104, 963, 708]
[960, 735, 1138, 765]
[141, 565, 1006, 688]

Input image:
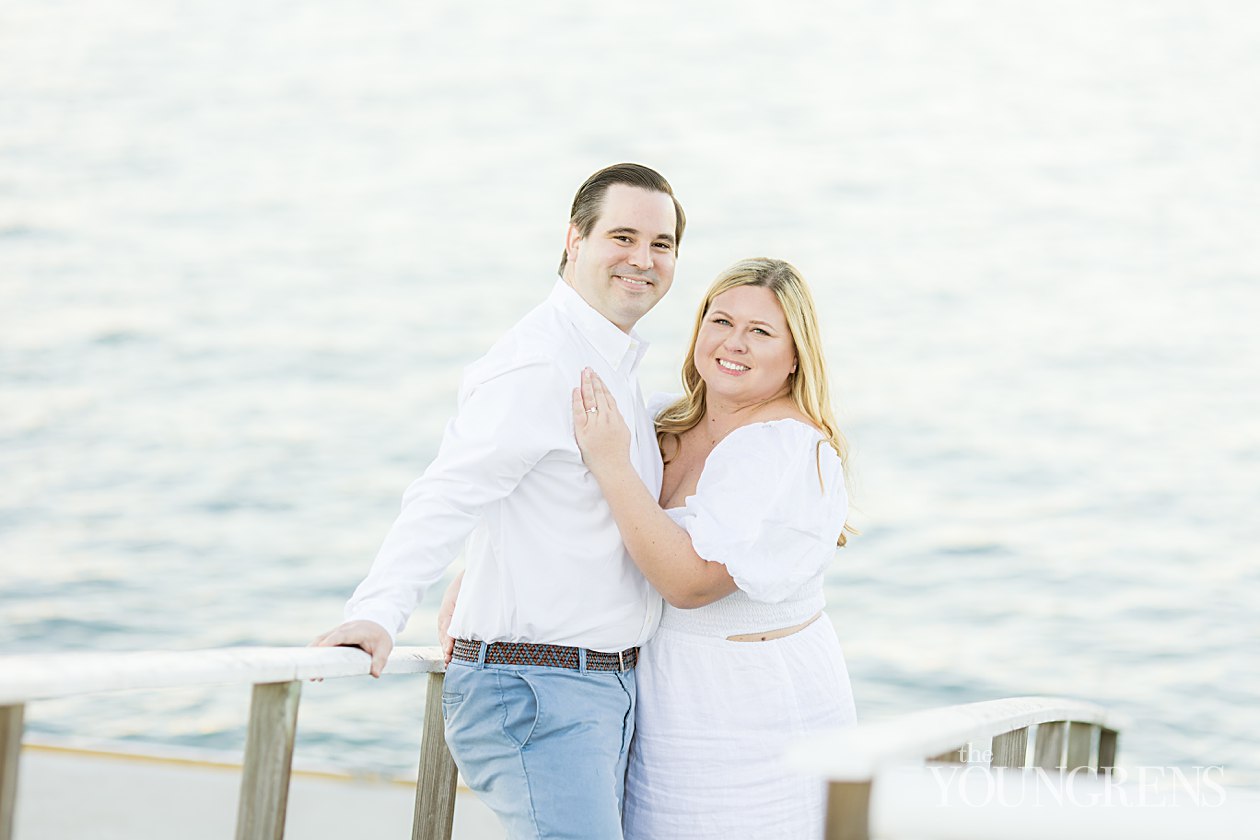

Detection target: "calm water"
[2, 1, 1258, 784]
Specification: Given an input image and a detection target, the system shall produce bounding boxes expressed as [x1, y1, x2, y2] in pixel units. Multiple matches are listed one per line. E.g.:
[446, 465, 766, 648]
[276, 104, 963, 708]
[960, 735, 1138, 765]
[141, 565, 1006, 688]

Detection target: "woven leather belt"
[451, 638, 638, 672]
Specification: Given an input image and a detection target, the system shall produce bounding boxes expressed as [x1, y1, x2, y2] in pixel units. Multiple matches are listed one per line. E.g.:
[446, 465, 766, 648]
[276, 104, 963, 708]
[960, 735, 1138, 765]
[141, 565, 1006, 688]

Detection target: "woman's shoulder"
[692, 416, 846, 531]
[720, 414, 826, 453]
[706, 416, 844, 494]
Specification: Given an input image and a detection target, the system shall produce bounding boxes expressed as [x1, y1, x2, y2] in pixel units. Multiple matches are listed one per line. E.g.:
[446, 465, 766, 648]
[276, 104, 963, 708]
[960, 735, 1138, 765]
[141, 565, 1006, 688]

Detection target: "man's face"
[565, 184, 677, 333]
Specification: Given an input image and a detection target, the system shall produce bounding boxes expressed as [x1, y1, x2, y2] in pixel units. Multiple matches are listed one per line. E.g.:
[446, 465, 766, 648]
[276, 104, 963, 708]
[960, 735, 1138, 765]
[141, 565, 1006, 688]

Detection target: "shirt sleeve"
[677, 422, 847, 604]
[343, 354, 570, 639]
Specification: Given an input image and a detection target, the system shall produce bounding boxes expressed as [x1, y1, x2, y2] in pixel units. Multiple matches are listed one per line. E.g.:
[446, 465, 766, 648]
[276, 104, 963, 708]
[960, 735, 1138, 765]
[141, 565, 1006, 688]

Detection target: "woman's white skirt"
[624, 614, 857, 840]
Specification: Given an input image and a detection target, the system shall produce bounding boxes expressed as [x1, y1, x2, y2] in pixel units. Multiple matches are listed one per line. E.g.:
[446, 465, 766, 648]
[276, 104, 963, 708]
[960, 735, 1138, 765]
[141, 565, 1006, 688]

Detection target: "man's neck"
[561, 275, 636, 335]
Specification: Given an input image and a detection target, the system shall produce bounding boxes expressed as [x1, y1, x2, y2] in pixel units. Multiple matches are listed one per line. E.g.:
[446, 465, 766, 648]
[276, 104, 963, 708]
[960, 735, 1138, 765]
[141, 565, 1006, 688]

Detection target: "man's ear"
[564, 223, 583, 263]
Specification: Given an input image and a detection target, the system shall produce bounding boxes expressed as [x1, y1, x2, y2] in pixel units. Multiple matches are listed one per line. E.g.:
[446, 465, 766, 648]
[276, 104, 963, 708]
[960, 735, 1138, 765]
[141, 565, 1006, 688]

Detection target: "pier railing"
[791, 696, 1126, 840]
[8, 660, 1256, 840]
[0, 646, 454, 840]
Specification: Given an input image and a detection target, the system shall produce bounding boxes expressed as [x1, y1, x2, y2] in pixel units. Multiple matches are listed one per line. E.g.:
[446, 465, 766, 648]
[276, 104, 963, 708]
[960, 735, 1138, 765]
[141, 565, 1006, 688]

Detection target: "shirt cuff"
[342, 605, 404, 644]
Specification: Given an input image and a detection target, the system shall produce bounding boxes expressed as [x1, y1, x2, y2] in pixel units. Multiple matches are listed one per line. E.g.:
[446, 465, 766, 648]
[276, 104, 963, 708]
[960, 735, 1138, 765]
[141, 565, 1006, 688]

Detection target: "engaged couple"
[313, 163, 857, 840]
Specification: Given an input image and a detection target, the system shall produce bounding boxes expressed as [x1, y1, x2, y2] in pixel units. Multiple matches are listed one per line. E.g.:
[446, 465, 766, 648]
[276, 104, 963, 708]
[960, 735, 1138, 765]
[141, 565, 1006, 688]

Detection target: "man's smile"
[614, 274, 653, 288]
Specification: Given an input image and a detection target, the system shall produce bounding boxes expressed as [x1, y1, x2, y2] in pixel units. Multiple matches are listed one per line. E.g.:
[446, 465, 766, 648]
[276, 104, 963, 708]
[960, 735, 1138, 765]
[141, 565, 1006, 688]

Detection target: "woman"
[573, 257, 856, 839]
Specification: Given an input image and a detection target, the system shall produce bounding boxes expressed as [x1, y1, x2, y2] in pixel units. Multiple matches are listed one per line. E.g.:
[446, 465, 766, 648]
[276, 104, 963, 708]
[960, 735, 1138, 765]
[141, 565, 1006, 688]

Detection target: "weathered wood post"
[412, 672, 459, 840]
[824, 780, 872, 840]
[0, 704, 23, 840]
[1065, 722, 1094, 771]
[235, 680, 301, 840]
[1097, 728, 1119, 776]
[1034, 721, 1067, 769]
[992, 727, 1030, 768]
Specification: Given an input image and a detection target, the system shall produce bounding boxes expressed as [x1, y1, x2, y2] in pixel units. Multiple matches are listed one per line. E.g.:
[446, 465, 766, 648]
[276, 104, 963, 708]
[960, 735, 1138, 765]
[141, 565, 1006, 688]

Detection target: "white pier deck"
[15, 743, 505, 840]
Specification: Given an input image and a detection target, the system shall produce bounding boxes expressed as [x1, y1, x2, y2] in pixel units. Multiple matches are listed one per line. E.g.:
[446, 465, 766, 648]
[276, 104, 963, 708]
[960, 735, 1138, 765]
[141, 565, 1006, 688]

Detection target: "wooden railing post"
[1097, 728, 1119, 776]
[412, 672, 458, 840]
[992, 727, 1030, 768]
[0, 705, 23, 840]
[824, 780, 872, 840]
[1066, 722, 1094, 771]
[1033, 721, 1067, 769]
[235, 681, 301, 840]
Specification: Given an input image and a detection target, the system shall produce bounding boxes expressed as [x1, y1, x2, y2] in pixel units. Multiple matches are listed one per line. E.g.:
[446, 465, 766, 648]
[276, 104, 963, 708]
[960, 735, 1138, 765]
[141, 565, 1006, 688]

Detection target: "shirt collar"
[549, 280, 650, 373]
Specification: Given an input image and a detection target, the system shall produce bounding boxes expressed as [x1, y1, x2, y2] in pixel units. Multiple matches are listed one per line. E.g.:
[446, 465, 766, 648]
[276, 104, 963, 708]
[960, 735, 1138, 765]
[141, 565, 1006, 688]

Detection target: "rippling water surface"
[2, 1, 1258, 783]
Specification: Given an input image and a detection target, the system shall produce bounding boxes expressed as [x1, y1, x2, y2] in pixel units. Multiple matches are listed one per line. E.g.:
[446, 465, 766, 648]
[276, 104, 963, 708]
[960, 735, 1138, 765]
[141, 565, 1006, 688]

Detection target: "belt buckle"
[617, 649, 626, 671]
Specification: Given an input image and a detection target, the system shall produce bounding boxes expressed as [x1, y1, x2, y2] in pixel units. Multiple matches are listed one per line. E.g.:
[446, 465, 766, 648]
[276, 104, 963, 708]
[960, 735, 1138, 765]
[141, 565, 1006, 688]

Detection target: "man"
[313, 163, 685, 839]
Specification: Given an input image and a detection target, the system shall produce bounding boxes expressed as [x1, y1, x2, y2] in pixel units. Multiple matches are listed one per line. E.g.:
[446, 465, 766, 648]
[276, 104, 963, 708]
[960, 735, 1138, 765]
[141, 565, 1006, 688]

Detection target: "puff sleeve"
[676, 421, 847, 604]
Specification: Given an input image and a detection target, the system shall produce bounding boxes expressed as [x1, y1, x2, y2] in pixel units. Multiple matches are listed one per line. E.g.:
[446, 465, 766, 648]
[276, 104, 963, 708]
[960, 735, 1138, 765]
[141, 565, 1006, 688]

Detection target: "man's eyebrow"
[605, 226, 676, 244]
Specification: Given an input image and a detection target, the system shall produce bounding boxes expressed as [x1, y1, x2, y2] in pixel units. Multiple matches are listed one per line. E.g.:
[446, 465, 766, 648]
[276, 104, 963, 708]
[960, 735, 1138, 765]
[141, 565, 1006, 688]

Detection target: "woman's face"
[693, 285, 797, 406]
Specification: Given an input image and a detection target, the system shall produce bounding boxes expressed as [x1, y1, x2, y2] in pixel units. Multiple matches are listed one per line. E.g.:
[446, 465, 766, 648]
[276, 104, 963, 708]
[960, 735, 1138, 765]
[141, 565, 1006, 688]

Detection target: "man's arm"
[437, 570, 464, 665]
[310, 620, 396, 678]
[312, 358, 566, 669]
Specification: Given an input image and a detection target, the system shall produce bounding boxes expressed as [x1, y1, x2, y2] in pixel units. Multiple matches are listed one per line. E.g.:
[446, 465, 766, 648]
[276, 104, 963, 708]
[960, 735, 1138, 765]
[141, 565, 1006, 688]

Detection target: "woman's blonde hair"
[657, 257, 854, 545]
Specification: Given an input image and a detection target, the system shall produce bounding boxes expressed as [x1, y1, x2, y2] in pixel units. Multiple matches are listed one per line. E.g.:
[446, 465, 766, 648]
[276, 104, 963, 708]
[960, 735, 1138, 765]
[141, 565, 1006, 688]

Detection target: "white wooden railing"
[0, 646, 455, 840]
[791, 696, 1122, 839]
[7, 656, 1256, 840]
[791, 696, 1259, 840]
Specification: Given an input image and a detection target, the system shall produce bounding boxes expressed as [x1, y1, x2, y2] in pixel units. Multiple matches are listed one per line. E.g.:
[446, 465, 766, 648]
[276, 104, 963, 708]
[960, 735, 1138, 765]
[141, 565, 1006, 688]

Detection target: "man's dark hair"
[558, 163, 686, 278]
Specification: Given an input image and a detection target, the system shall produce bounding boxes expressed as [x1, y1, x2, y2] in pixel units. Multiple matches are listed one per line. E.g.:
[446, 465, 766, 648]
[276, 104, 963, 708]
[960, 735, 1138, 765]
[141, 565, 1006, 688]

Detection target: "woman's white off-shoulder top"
[653, 396, 847, 638]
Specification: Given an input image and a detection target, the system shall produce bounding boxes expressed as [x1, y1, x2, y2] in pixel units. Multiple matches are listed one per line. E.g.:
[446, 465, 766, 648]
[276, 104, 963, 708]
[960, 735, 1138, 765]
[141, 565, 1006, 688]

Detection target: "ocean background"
[2, 0, 1257, 785]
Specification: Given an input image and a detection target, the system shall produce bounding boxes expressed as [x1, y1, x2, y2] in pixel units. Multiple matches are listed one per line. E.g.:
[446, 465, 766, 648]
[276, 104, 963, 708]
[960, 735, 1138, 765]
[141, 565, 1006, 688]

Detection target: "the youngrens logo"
[928, 764, 1229, 808]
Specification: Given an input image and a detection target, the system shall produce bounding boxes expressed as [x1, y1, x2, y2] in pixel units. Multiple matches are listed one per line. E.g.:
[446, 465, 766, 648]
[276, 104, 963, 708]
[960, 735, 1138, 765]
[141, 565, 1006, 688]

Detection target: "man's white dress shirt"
[345, 280, 664, 652]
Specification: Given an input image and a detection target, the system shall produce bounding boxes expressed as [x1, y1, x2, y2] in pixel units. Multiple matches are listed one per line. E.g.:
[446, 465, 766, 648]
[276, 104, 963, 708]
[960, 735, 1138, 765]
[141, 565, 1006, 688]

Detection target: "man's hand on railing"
[310, 620, 394, 678]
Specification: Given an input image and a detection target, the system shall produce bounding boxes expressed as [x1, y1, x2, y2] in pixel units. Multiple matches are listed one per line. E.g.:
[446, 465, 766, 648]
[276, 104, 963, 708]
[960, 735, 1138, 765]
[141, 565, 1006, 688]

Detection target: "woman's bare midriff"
[725, 611, 821, 642]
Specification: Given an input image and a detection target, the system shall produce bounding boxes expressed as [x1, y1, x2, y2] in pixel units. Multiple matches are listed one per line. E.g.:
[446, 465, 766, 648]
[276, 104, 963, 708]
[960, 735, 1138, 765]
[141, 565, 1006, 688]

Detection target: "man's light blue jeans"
[441, 652, 636, 840]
